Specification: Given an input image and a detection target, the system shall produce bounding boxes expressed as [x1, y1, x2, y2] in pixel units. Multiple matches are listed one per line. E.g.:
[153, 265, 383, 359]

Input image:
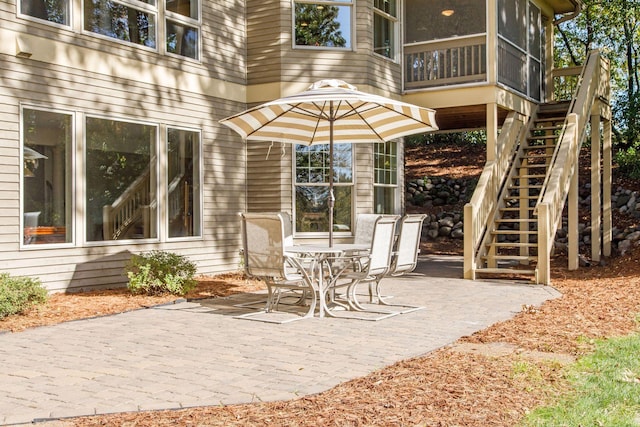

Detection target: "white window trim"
[165, 125, 204, 241]
[292, 144, 355, 238]
[20, 104, 77, 249]
[83, 114, 161, 246]
[292, 0, 355, 51]
[373, 2, 399, 62]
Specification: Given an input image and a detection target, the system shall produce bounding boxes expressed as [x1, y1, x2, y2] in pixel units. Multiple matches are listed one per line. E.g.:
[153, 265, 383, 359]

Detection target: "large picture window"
[20, 0, 70, 25]
[374, 141, 397, 214]
[294, 1, 352, 49]
[167, 128, 201, 238]
[295, 144, 353, 233]
[373, 0, 397, 60]
[22, 108, 73, 245]
[85, 117, 158, 242]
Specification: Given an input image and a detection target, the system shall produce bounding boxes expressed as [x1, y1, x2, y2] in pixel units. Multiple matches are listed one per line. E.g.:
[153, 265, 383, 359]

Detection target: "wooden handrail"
[537, 50, 608, 284]
[463, 112, 525, 279]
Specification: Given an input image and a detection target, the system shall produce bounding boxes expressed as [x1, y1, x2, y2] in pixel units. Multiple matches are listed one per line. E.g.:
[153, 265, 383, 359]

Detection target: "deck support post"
[603, 118, 612, 257]
[591, 113, 602, 262]
[568, 156, 579, 271]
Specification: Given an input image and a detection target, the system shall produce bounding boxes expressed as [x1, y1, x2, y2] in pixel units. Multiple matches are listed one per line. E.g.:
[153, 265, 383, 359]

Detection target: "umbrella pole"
[329, 102, 334, 247]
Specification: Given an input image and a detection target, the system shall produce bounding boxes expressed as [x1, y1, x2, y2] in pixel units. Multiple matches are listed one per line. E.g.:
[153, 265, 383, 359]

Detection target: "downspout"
[553, 0, 582, 25]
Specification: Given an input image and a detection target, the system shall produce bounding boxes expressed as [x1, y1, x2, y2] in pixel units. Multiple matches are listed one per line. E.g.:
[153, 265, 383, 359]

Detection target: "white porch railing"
[404, 35, 487, 90]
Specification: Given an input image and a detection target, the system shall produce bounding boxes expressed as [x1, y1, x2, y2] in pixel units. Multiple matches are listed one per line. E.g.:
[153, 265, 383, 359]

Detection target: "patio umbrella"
[219, 79, 438, 245]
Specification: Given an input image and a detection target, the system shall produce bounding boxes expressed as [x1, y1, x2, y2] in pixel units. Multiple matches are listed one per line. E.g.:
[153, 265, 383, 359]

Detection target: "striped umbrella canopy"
[219, 79, 438, 245]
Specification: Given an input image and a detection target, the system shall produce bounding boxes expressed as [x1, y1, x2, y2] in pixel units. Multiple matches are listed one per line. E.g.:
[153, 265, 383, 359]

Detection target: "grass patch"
[523, 333, 640, 426]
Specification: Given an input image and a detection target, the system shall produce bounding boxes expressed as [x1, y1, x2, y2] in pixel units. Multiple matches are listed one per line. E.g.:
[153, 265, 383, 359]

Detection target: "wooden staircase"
[464, 49, 611, 285]
[476, 104, 570, 281]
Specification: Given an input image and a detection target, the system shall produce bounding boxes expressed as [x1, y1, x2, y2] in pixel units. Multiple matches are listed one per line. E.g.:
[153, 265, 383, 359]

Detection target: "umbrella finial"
[309, 79, 357, 91]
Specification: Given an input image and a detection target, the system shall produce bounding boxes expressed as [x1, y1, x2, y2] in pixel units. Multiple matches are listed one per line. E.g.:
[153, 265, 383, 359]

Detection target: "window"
[85, 117, 158, 242]
[20, 0, 70, 25]
[167, 128, 201, 238]
[374, 141, 397, 214]
[295, 144, 353, 233]
[165, 0, 199, 59]
[22, 108, 73, 245]
[294, 1, 352, 49]
[373, 0, 397, 60]
[84, 0, 157, 48]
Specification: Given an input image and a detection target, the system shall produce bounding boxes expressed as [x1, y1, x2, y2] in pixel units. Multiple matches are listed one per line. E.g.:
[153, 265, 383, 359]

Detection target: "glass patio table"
[285, 244, 370, 318]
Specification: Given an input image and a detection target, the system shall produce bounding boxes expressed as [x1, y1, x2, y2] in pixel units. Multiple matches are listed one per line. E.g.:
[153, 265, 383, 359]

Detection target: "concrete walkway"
[0, 255, 560, 426]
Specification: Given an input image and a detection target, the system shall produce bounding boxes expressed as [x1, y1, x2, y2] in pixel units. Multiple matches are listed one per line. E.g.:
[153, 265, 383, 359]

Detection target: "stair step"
[505, 195, 540, 200]
[531, 125, 563, 132]
[524, 153, 554, 159]
[488, 242, 538, 248]
[516, 164, 548, 169]
[491, 230, 537, 235]
[495, 218, 536, 223]
[524, 144, 556, 150]
[513, 174, 546, 179]
[475, 267, 537, 277]
[508, 184, 543, 190]
[500, 207, 536, 212]
[527, 134, 560, 141]
[482, 255, 537, 261]
[535, 116, 567, 123]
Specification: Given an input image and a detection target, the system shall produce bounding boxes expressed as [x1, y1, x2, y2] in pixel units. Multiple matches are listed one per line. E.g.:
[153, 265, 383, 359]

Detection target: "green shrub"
[125, 250, 197, 296]
[0, 273, 48, 319]
[615, 146, 640, 179]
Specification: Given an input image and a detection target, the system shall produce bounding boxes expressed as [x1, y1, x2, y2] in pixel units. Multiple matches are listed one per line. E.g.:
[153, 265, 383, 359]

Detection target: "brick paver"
[0, 255, 560, 426]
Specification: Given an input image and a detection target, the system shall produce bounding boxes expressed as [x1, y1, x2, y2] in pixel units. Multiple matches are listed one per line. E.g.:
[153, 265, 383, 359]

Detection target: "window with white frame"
[373, 141, 397, 214]
[373, 0, 397, 60]
[167, 127, 201, 237]
[79, 0, 200, 57]
[20, 0, 70, 25]
[85, 117, 158, 242]
[165, 0, 199, 59]
[84, 0, 157, 48]
[22, 108, 73, 245]
[295, 143, 353, 233]
[294, 0, 352, 49]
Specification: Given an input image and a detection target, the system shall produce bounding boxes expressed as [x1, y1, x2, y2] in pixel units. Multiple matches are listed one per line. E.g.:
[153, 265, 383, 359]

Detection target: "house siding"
[0, 0, 248, 291]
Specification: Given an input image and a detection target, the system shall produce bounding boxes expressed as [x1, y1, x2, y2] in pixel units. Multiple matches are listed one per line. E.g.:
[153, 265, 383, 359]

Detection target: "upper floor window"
[373, 0, 397, 60]
[294, 1, 352, 49]
[84, 0, 157, 48]
[165, 0, 199, 59]
[20, 0, 70, 25]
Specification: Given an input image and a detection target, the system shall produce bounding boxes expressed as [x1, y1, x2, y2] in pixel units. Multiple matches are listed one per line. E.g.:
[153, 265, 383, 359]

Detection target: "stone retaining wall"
[406, 178, 640, 256]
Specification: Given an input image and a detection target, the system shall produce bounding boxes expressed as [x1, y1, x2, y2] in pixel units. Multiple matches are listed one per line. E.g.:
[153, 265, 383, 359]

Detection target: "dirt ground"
[2, 142, 640, 426]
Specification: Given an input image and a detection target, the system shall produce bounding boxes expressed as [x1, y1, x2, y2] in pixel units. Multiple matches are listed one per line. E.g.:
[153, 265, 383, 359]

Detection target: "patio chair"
[368, 213, 427, 313]
[353, 213, 383, 246]
[328, 214, 400, 320]
[237, 212, 317, 323]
